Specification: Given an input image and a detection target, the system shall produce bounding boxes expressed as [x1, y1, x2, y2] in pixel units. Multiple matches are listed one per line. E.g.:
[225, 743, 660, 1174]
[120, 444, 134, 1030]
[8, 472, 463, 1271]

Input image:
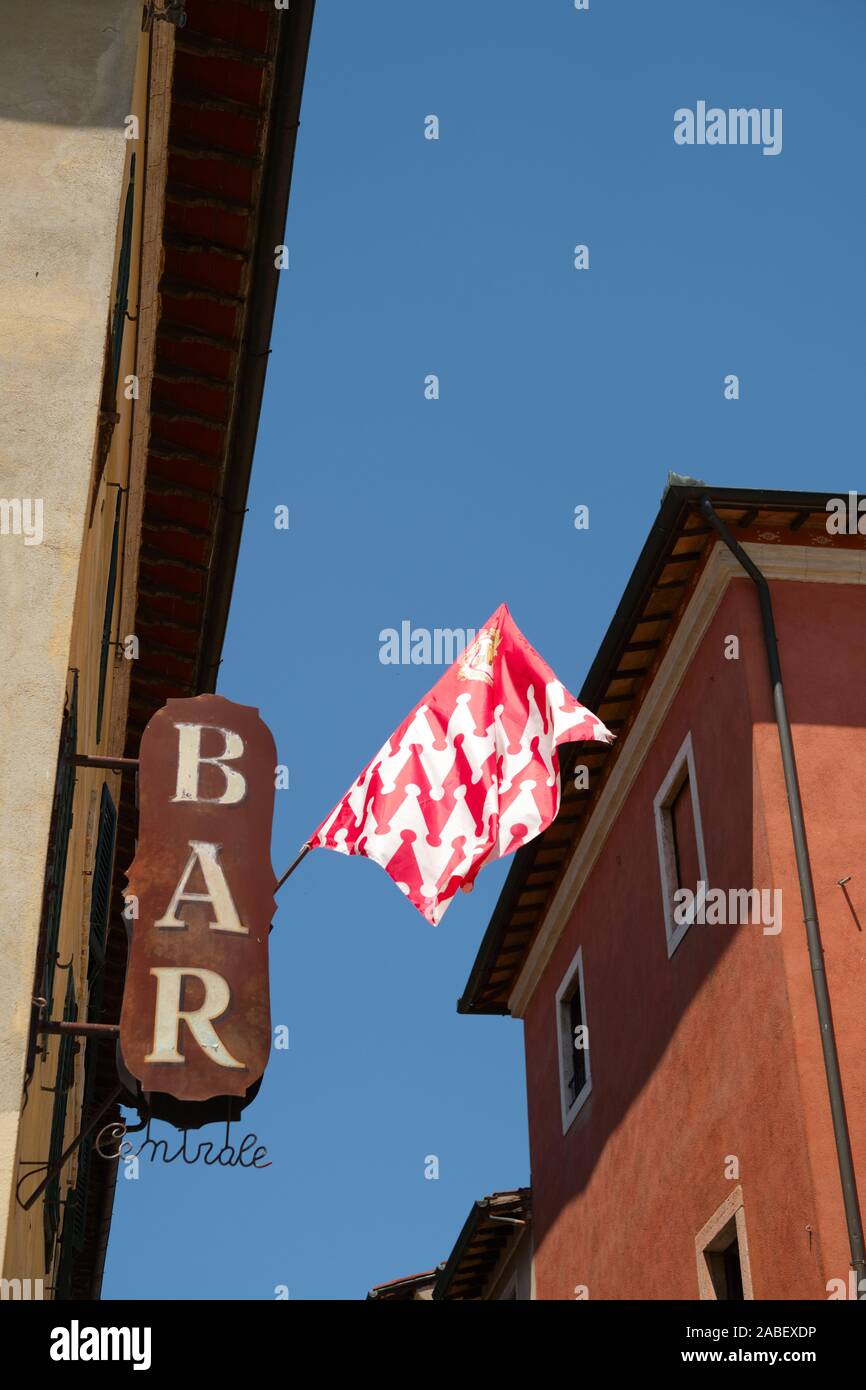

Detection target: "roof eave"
[196, 0, 315, 691]
[458, 482, 849, 1016]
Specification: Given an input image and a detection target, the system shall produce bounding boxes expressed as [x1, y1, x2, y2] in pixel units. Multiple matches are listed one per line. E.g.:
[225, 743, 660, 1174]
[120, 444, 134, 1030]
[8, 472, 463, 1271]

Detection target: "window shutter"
[43, 973, 78, 1271]
[95, 488, 123, 744]
[70, 1134, 93, 1253]
[40, 678, 78, 1021]
[88, 783, 118, 1015]
[54, 1203, 78, 1301]
[109, 155, 136, 390]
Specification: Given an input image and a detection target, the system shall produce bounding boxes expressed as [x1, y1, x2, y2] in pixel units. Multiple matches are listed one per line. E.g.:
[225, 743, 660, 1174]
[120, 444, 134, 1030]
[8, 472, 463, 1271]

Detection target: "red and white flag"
[309, 604, 613, 924]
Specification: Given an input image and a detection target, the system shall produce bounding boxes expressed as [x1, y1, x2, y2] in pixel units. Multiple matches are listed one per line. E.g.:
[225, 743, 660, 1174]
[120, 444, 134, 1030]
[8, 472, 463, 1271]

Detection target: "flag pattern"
[309, 604, 613, 924]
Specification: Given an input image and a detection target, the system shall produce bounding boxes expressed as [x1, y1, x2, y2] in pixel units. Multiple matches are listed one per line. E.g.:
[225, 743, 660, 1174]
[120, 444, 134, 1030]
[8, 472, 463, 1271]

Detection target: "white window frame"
[653, 731, 708, 958]
[555, 944, 592, 1134]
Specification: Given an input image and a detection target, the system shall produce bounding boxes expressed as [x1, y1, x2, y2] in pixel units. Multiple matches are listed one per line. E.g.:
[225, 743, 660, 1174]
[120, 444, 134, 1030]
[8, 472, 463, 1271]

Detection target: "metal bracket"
[66, 753, 139, 773]
[142, 2, 187, 31]
[16, 1085, 124, 1211]
[36, 1021, 120, 1039]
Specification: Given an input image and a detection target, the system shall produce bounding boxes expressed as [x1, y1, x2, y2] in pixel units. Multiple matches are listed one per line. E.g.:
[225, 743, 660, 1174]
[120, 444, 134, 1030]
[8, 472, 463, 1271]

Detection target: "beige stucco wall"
[0, 0, 141, 1275]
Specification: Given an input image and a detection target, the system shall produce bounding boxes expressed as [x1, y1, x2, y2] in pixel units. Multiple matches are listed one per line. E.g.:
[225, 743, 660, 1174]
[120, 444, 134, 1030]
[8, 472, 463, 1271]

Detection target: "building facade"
[368, 1189, 533, 1301]
[460, 483, 866, 1300]
[432, 1189, 533, 1301]
[0, 0, 314, 1299]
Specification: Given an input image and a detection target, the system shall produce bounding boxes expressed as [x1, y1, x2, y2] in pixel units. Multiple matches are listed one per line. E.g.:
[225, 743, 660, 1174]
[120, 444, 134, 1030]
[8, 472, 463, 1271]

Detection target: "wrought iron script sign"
[119, 695, 277, 1103]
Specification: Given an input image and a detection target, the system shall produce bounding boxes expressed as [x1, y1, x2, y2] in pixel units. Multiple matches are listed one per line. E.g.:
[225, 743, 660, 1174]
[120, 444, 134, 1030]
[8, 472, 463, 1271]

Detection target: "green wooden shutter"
[70, 1060, 96, 1253]
[54, 1203, 78, 1300]
[69, 1134, 92, 1255]
[41, 679, 78, 1019]
[67, 785, 119, 1251]
[95, 488, 123, 744]
[87, 783, 117, 1016]
[43, 973, 78, 1271]
[110, 154, 136, 390]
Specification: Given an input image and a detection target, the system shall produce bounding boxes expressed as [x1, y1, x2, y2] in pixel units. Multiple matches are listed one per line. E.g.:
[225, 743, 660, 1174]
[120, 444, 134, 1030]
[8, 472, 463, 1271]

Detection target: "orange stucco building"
[460, 481, 866, 1301]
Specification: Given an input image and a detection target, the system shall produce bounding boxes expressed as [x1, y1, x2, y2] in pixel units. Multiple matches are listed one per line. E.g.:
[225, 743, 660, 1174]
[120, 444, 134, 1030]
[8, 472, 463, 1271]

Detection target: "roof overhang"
[458, 482, 862, 1017]
[432, 1188, 532, 1300]
[73, 0, 316, 1299]
[366, 1269, 441, 1301]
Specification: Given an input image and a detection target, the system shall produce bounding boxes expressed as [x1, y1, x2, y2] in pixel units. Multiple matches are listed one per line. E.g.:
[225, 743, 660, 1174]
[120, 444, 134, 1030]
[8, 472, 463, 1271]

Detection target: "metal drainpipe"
[699, 496, 866, 1288]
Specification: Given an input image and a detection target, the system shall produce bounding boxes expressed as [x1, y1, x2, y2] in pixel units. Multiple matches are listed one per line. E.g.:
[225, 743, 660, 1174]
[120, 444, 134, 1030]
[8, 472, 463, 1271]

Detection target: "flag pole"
[275, 843, 312, 894]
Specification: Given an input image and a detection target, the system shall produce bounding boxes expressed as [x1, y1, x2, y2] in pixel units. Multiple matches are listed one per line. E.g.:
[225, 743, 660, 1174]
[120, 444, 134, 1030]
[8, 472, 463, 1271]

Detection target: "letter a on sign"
[119, 695, 277, 1102]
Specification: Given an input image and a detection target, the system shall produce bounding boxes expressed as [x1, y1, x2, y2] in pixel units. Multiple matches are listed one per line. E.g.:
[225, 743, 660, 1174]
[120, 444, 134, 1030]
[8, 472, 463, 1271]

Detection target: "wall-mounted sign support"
[36, 1021, 120, 1040]
[68, 754, 139, 773]
[17, 1085, 124, 1212]
[19, 694, 279, 1213]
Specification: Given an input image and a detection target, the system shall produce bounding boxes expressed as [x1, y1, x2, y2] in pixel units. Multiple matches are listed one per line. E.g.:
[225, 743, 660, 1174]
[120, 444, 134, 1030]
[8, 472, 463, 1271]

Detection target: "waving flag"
[309, 604, 613, 924]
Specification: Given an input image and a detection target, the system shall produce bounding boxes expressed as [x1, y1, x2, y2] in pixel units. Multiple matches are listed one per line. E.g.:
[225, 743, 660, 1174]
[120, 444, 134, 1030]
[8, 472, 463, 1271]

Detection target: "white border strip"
[653, 731, 709, 958]
[555, 944, 592, 1133]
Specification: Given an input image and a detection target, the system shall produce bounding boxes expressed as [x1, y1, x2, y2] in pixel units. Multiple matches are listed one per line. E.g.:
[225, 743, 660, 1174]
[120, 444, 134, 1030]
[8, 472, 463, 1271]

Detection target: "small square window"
[653, 732, 708, 957]
[555, 946, 592, 1133]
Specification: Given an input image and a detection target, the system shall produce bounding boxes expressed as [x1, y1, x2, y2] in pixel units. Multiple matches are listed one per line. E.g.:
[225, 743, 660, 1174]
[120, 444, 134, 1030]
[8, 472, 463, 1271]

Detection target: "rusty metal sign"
[119, 695, 277, 1104]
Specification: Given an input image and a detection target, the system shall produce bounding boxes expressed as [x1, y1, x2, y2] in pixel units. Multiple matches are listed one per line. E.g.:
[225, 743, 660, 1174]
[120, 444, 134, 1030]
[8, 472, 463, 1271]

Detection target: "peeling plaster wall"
[0, 0, 140, 1270]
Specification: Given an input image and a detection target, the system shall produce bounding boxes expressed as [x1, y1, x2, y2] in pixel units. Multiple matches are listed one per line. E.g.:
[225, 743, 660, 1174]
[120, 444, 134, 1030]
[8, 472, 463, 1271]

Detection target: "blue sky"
[104, 0, 866, 1299]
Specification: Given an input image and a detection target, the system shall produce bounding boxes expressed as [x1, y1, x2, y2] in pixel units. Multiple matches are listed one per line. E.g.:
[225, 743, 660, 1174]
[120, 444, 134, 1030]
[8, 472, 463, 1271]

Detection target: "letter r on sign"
[146, 967, 245, 1069]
